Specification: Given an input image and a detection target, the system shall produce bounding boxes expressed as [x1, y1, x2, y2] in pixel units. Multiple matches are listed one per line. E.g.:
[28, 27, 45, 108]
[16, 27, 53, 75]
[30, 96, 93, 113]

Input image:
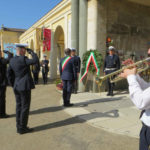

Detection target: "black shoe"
[63, 104, 74, 107]
[107, 93, 111, 96]
[110, 93, 114, 96]
[0, 114, 10, 119]
[18, 127, 34, 134]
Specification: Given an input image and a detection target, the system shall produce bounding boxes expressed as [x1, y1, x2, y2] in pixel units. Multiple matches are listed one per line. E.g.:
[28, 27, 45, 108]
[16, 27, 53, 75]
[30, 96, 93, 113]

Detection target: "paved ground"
[0, 83, 139, 150]
[63, 91, 142, 138]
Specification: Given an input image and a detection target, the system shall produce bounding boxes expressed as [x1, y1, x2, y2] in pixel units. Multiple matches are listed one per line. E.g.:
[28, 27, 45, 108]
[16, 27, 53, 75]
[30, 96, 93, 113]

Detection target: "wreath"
[82, 49, 103, 74]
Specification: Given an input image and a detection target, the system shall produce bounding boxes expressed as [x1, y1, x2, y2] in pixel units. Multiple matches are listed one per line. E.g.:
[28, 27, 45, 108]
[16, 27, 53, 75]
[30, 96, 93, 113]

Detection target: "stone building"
[19, 0, 150, 91]
[0, 25, 26, 52]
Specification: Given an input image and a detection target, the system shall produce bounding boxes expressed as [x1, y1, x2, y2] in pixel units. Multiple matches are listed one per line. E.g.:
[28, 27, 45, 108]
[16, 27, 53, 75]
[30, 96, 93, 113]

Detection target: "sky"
[0, 0, 62, 29]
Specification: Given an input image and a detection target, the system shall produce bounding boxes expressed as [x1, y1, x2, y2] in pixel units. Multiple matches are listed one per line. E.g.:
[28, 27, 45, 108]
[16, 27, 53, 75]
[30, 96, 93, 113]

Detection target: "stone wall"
[106, 0, 150, 61]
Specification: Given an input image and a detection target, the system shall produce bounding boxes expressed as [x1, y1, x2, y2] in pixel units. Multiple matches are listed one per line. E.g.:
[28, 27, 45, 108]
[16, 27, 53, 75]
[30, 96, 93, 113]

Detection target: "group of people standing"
[1, 43, 150, 150]
[31, 54, 49, 85]
[59, 48, 81, 107]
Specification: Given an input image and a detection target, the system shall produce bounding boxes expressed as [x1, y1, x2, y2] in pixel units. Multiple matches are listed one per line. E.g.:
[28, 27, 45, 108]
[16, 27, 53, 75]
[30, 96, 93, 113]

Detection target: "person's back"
[9, 55, 35, 91]
[60, 56, 76, 81]
[7, 44, 38, 134]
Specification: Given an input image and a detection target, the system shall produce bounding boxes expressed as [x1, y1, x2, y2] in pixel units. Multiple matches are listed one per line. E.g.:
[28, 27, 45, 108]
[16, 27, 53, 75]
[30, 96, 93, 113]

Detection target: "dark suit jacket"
[59, 56, 77, 81]
[72, 55, 81, 73]
[7, 52, 38, 91]
[32, 58, 40, 74]
[0, 58, 9, 87]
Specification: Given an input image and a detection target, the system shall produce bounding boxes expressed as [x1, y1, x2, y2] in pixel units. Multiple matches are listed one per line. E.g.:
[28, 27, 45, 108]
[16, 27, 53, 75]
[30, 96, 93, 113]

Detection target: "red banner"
[43, 28, 51, 51]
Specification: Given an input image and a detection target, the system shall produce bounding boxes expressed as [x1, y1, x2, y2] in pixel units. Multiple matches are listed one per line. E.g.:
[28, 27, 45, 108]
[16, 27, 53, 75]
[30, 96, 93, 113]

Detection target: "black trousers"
[62, 80, 73, 105]
[0, 86, 6, 116]
[14, 90, 31, 129]
[42, 72, 48, 84]
[140, 124, 150, 150]
[72, 79, 78, 93]
[105, 70, 115, 94]
[33, 72, 39, 84]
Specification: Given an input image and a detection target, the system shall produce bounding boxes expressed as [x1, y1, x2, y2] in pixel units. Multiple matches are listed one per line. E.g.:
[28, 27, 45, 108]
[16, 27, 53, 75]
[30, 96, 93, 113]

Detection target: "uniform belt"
[142, 122, 150, 128]
[105, 68, 117, 71]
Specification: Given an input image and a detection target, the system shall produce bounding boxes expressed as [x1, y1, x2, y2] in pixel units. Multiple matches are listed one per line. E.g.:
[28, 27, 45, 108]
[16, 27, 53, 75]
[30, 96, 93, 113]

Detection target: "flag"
[43, 28, 51, 51]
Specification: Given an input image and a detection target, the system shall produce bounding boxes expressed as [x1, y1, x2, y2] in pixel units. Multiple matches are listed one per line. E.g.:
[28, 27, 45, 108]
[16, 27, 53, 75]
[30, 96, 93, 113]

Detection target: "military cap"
[15, 43, 28, 48]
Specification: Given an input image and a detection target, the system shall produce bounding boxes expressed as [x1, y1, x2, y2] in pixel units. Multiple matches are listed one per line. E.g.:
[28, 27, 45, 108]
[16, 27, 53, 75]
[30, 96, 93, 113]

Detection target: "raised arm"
[25, 49, 38, 65]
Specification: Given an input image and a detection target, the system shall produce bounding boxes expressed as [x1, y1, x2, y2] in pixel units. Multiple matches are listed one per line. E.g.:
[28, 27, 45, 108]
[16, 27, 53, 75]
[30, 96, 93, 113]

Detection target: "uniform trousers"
[140, 124, 150, 150]
[105, 70, 115, 94]
[33, 72, 39, 84]
[14, 90, 31, 129]
[0, 86, 6, 116]
[72, 79, 78, 93]
[42, 72, 48, 84]
[62, 80, 73, 105]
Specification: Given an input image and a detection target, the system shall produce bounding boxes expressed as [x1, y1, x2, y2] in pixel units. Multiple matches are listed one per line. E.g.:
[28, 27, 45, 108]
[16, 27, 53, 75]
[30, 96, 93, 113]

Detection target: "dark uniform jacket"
[0, 58, 9, 87]
[59, 56, 77, 81]
[32, 58, 40, 73]
[72, 55, 81, 73]
[41, 60, 49, 73]
[7, 52, 38, 91]
[104, 54, 120, 72]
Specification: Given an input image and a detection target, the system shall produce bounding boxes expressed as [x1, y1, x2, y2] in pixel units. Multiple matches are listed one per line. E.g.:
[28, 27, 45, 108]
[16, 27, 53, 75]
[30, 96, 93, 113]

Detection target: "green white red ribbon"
[62, 56, 72, 71]
[80, 52, 100, 81]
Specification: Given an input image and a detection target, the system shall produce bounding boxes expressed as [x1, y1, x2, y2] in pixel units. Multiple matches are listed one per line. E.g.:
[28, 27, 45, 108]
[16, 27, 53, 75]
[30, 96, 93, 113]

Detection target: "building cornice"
[20, 0, 71, 39]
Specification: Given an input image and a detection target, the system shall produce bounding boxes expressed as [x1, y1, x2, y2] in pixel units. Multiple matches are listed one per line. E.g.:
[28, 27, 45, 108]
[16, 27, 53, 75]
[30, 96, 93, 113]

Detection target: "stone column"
[71, 0, 79, 53]
[87, 0, 98, 50]
[78, 0, 88, 92]
[97, 0, 107, 56]
[64, 14, 68, 48]
[97, 0, 107, 92]
[50, 31, 57, 79]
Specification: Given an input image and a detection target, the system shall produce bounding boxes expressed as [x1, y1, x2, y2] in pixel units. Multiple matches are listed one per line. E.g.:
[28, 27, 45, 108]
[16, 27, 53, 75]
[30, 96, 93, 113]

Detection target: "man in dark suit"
[32, 57, 40, 84]
[71, 48, 81, 94]
[103, 46, 120, 96]
[0, 50, 13, 118]
[59, 48, 77, 107]
[41, 55, 49, 84]
[7, 44, 38, 134]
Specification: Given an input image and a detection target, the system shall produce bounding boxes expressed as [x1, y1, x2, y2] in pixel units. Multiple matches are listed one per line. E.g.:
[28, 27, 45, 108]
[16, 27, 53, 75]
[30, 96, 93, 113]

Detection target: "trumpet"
[96, 57, 150, 87]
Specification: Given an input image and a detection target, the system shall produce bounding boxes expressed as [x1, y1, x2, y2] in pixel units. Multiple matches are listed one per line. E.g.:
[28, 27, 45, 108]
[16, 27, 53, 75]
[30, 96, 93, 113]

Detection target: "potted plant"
[55, 79, 63, 90]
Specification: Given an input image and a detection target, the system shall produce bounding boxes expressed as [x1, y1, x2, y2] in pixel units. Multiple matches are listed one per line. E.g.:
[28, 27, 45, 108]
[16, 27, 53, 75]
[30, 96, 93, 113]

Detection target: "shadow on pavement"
[30, 106, 64, 115]
[33, 116, 85, 132]
[33, 109, 119, 133]
[9, 106, 64, 118]
[74, 96, 126, 107]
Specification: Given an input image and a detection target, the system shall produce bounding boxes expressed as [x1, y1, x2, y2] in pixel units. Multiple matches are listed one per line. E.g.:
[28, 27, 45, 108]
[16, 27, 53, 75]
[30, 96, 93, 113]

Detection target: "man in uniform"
[32, 57, 40, 84]
[103, 46, 120, 96]
[7, 44, 38, 134]
[71, 48, 81, 94]
[0, 50, 13, 118]
[59, 48, 77, 107]
[41, 55, 49, 84]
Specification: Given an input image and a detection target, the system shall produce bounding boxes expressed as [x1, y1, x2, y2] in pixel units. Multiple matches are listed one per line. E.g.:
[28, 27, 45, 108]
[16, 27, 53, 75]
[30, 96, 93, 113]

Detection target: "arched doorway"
[50, 26, 65, 79]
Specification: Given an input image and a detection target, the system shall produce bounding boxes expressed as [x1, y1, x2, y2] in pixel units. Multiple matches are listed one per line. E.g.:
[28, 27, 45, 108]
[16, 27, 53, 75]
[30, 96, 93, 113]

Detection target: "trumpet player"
[104, 46, 120, 96]
[120, 48, 150, 150]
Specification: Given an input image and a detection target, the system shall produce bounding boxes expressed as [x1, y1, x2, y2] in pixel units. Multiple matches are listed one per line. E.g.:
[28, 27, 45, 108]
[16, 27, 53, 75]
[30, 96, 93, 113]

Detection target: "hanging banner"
[80, 52, 100, 82]
[4, 43, 16, 58]
[36, 28, 42, 50]
[43, 28, 51, 51]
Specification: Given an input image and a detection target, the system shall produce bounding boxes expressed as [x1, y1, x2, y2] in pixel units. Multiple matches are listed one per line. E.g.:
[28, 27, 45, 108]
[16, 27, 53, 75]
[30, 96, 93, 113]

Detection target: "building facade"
[0, 25, 26, 54]
[19, 0, 150, 91]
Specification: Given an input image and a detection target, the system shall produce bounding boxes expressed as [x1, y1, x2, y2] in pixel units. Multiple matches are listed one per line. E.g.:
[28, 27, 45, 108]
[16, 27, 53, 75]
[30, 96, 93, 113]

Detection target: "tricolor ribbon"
[80, 52, 100, 81]
[62, 56, 72, 72]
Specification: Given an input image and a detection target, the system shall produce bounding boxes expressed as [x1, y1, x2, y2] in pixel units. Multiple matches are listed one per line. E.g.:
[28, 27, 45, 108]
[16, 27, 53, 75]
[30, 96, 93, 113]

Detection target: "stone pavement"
[63, 91, 142, 138]
[0, 84, 139, 150]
